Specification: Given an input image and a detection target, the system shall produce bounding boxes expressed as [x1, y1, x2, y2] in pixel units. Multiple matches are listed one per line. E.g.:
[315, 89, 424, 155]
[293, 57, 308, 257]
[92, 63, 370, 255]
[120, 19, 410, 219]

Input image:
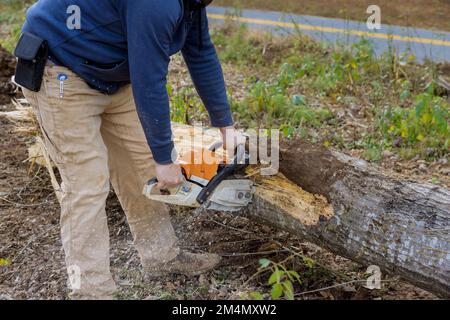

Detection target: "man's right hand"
[155, 163, 184, 189]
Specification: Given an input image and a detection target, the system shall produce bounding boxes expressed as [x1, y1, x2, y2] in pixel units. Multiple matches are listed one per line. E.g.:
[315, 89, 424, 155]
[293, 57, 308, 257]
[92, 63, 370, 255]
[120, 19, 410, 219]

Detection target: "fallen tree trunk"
[171, 124, 450, 297]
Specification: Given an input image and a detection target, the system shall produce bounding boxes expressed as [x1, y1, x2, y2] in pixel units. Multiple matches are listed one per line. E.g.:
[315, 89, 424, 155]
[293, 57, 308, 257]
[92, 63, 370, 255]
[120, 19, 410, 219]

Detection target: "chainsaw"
[143, 142, 255, 212]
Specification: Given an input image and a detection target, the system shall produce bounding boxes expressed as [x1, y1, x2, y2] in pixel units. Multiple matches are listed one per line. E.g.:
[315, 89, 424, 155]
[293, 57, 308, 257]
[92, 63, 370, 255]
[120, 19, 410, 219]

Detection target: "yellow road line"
[208, 13, 450, 47]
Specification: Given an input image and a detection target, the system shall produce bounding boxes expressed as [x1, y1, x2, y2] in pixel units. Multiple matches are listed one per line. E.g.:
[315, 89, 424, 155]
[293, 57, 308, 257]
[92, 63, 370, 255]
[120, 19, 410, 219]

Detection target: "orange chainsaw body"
[178, 148, 220, 182]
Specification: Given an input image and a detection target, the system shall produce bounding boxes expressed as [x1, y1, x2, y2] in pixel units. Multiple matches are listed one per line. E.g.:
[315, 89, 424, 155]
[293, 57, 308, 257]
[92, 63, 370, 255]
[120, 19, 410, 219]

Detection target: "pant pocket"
[25, 79, 66, 165]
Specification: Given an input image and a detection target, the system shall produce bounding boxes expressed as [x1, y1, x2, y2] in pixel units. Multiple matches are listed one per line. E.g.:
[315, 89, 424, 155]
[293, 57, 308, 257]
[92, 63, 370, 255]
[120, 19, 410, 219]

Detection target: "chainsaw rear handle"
[196, 144, 247, 205]
[143, 178, 202, 208]
[144, 177, 159, 194]
[144, 177, 179, 193]
[145, 176, 186, 192]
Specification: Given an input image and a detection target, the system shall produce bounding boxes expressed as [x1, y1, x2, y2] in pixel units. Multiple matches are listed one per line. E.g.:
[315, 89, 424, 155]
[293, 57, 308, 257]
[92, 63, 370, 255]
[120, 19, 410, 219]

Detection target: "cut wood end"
[247, 167, 334, 226]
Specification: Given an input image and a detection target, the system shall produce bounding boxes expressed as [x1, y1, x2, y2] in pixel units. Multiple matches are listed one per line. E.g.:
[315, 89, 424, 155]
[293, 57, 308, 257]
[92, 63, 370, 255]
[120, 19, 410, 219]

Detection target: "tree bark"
[172, 124, 450, 297]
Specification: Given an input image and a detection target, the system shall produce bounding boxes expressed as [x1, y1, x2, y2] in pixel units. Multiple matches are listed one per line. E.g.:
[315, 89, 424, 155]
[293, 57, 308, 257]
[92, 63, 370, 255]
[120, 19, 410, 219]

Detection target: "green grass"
[230, 62, 334, 132]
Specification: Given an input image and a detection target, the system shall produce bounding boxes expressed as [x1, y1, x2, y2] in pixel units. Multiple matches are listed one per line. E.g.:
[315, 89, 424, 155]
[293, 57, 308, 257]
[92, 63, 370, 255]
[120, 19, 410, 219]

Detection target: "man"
[17, 0, 239, 299]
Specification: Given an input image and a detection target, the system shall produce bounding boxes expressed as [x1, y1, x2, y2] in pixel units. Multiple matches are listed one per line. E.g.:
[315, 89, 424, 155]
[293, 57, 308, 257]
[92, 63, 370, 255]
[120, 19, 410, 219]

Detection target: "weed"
[231, 63, 334, 131]
[377, 90, 449, 159]
[249, 258, 302, 300]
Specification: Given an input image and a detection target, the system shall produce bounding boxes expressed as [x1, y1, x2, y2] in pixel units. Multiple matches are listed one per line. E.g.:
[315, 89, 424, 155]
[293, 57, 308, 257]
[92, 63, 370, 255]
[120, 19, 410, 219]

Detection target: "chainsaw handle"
[208, 141, 223, 152]
[209, 141, 246, 164]
[143, 178, 159, 195]
[235, 144, 245, 164]
[196, 143, 247, 205]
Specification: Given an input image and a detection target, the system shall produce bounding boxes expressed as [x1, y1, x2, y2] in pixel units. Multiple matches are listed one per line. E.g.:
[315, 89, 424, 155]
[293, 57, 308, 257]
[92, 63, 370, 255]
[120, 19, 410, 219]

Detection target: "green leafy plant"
[232, 63, 334, 129]
[377, 90, 450, 159]
[249, 258, 302, 300]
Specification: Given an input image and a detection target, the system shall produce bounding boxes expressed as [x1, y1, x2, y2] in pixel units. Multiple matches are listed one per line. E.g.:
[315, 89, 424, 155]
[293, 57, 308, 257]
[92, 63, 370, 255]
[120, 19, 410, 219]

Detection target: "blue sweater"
[23, 0, 233, 164]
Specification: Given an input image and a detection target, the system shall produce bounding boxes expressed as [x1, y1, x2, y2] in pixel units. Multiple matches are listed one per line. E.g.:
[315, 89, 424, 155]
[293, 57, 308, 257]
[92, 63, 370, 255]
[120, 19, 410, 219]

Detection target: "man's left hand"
[219, 126, 246, 160]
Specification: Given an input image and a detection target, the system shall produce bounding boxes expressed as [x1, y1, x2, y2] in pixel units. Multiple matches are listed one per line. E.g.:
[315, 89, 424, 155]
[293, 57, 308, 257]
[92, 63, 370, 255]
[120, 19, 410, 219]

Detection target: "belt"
[47, 49, 63, 67]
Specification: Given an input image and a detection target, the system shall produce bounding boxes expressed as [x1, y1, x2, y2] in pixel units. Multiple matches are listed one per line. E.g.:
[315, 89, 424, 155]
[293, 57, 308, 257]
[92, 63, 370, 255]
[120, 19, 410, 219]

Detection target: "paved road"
[207, 6, 450, 63]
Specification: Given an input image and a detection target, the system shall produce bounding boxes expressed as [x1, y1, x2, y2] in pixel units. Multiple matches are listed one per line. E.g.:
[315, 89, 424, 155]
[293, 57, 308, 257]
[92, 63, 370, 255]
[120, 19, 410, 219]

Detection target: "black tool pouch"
[14, 32, 48, 92]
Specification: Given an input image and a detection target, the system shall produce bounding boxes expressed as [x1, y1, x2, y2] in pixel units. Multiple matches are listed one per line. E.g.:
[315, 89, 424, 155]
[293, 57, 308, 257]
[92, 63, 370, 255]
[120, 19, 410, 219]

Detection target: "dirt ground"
[0, 47, 438, 300]
[215, 0, 450, 32]
[0, 46, 16, 105]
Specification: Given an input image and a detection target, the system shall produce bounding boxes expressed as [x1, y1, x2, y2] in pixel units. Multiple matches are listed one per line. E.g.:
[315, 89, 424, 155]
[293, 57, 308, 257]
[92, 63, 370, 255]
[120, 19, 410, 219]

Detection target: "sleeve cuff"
[209, 107, 234, 128]
[151, 141, 177, 165]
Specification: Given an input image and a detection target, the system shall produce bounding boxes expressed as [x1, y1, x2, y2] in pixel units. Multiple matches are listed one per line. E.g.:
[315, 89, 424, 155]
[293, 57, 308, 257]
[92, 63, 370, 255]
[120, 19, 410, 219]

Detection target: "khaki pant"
[23, 66, 180, 300]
